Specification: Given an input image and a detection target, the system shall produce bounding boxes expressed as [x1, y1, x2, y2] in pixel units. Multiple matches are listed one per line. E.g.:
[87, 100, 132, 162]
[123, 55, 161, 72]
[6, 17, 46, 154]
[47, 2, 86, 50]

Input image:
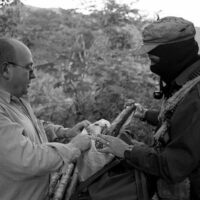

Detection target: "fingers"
[95, 135, 116, 152]
[72, 121, 91, 135]
[81, 120, 91, 127]
[95, 134, 109, 144]
[71, 134, 91, 152]
[95, 135, 114, 154]
[124, 99, 135, 108]
[132, 103, 145, 118]
[98, 146, 112, 154]
[77, 120, 91, 130]
[96, 134, 113, 144]
[134, 103, 144, 112]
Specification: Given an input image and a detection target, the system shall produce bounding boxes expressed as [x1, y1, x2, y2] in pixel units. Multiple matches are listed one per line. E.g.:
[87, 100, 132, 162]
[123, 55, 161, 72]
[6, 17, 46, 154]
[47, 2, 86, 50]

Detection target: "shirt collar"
[0, 89, 28, 104]
[0, 89, 12, 104]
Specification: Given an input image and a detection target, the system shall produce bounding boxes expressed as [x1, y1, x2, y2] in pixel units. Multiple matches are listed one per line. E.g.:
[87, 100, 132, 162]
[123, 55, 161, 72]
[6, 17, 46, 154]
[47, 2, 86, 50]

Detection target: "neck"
[0, 80, 11, 94]
[0, 79, 22, 98]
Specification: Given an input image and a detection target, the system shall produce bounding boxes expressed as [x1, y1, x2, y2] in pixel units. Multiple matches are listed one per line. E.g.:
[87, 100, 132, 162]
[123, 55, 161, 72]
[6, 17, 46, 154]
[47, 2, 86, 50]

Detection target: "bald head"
[0, 38, 32, 66]
[0, 38, 34, 98]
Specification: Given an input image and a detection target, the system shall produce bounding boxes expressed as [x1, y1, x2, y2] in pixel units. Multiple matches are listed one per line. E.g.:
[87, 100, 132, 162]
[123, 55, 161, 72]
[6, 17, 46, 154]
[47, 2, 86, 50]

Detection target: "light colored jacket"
[0, 89, 80, 200]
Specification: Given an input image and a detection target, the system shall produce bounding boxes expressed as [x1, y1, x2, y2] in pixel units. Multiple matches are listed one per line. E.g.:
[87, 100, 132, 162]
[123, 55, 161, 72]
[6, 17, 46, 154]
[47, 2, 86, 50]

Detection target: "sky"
[21, 0, 200, 26]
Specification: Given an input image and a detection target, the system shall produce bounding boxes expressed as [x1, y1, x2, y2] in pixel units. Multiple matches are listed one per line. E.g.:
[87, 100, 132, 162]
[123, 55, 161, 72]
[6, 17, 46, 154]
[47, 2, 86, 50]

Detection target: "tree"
[0, 0, 21, 37]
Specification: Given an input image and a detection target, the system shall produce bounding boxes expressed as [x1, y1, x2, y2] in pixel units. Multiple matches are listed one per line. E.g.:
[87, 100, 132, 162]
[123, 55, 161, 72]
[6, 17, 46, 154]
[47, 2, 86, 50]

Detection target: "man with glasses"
[0, 37, 91, 200]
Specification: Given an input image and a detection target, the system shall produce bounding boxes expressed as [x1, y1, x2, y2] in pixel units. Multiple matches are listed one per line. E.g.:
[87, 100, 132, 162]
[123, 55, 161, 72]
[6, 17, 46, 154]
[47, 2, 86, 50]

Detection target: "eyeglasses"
[7, 61, 35, 72]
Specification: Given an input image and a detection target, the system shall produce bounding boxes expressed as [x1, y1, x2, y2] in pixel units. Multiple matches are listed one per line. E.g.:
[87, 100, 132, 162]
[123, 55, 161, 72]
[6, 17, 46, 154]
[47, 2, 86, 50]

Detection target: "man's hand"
[96, 135, 132, 158]
[133, 103, 148, 120]
[124, 99, 135, 108]
[124, 100, 147, 121]
[70, 134, 91, 152]
[69, 120, 91, 137]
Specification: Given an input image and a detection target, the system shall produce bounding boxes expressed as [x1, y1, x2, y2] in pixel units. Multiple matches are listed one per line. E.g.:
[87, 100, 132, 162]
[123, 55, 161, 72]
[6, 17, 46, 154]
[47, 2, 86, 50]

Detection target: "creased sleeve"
[0, 113, 80, 181]
[125, 87, 200, 183]
[42, 120, 75, 142]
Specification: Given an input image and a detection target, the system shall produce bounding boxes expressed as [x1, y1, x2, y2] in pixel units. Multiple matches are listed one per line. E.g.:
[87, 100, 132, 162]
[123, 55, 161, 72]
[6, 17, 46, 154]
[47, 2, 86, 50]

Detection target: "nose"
[29, 70, 36, 80]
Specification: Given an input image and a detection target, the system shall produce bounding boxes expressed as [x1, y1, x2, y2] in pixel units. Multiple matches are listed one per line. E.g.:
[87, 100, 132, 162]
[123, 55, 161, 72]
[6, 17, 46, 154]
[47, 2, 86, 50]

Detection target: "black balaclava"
[148, 38, 199, 97]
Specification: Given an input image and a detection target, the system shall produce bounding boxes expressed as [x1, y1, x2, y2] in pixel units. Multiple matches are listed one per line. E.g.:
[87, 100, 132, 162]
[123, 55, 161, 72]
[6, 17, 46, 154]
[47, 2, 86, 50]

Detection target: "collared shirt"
[0, 89, 80, 200]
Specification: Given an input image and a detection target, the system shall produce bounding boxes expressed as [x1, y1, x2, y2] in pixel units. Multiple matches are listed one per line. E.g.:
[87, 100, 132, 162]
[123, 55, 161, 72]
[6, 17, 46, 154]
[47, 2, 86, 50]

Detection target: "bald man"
[0, 37, 91, 200]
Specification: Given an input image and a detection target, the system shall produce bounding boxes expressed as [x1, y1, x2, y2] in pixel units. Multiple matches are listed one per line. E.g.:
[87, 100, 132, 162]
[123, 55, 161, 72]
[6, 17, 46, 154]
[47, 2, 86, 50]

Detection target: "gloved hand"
[70, 134, 91, 152]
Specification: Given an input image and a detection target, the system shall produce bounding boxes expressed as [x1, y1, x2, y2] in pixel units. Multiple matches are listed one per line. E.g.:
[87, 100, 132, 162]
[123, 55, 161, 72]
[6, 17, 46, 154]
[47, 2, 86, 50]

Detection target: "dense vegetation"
[1, 0, 161, 143]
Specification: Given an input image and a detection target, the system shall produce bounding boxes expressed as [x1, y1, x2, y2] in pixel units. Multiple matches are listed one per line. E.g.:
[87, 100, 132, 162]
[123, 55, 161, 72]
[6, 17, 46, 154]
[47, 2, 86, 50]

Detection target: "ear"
[1, 62, 11, 80]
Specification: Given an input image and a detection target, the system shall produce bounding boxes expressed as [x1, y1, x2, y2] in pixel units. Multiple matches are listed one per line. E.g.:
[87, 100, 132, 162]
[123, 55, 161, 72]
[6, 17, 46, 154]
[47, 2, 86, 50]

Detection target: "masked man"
[97, 17, 200, 199]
